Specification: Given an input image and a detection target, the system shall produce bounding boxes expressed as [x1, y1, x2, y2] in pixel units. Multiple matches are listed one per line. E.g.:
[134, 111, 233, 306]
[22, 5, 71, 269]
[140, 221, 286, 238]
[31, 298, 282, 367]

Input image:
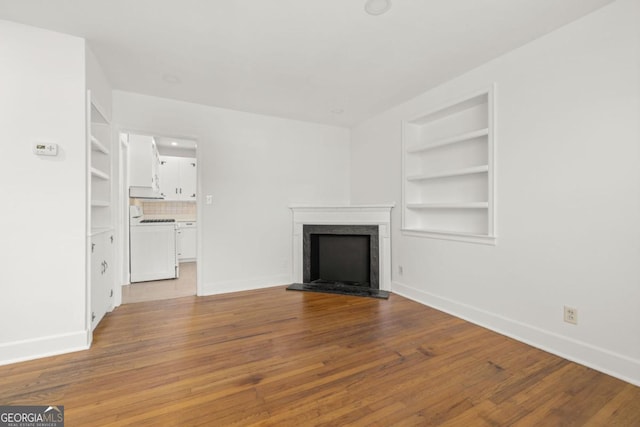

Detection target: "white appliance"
[129, 206, 179, 282]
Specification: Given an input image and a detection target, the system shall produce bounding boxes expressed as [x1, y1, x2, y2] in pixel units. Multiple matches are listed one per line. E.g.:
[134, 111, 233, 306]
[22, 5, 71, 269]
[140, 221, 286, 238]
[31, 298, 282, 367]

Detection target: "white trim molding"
[0, 330, 90, 367]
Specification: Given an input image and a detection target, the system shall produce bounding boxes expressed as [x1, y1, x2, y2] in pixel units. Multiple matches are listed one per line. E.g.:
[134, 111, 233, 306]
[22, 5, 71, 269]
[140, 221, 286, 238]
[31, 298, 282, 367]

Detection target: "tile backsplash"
[131, 199, 197, 220]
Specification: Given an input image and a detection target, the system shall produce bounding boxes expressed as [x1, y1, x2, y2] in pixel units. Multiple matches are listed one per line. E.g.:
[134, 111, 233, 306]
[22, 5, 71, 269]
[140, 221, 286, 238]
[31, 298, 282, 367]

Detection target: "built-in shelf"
[406, 165, 489, 182]
[89, 227, 112, 237]
[402, 227, 497, 245]
[402, 86, 495, 243]
[406, 128, 489, 154]
[91, 135, 110, 154]
[406, 202, 489, 209]
[91, 167, 109, 180]
[87, 93, 114, 333]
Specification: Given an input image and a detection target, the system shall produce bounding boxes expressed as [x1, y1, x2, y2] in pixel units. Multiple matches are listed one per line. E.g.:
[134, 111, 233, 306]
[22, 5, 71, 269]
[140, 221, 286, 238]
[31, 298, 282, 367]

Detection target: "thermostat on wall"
[34, 143, 58, 156]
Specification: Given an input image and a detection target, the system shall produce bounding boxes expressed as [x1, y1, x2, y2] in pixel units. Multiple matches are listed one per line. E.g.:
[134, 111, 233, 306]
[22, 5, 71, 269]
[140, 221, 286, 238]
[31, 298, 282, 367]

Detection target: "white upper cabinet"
[129, 134, 161, 198]
[159, 156, 197, 201]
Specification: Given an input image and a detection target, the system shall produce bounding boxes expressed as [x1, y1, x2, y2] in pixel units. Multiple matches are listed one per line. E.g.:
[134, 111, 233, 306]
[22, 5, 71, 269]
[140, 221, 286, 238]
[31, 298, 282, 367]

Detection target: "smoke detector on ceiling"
[162, 73, 181, 84]
[365, 0, 392, 16]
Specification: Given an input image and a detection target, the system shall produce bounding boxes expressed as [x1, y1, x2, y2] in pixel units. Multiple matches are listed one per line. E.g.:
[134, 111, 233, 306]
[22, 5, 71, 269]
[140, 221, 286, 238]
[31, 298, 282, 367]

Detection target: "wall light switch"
[34, 143, 58, 156]
[206, 195, 213, 205]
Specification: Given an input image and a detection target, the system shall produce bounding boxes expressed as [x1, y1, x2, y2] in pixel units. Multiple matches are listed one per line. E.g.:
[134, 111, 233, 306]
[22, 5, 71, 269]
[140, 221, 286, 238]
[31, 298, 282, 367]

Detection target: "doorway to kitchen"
[122, 133, 198, 304]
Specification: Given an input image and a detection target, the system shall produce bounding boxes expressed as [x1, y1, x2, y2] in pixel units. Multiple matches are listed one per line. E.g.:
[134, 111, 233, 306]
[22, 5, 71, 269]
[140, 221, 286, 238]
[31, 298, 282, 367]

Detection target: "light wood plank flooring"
[1, 287, 639, 426]
[122, 262, 196, 304]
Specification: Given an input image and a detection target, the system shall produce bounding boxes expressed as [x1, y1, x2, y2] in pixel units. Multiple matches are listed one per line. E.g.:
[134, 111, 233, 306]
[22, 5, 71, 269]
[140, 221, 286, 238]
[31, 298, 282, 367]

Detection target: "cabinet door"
[180, 158, 197, 201]
[176, 228, 184, 259]
[128, 135, 154, 187]
[159, 156, 181, 200]
[91, 233, 113, 330]
[178, 224, 197, 260]
[90, 235, 104, 329]
[151, 141, 160, 191]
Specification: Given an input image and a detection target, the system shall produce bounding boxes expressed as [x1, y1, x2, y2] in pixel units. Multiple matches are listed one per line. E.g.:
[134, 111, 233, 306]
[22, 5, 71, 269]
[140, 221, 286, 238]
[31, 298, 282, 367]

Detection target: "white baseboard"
[201, 274, 292, 296]
[0, 330, 90, 367]
[392, 281, 640, 387]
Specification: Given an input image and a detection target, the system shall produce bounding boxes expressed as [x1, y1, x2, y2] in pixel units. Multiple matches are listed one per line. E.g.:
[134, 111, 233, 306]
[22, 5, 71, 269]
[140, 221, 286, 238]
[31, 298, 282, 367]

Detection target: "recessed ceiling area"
[0, 0, 615, 127]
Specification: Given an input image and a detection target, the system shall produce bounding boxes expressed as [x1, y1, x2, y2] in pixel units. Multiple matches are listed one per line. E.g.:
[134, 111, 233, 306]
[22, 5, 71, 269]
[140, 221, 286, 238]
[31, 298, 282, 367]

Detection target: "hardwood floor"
[1, 287, 638, 426]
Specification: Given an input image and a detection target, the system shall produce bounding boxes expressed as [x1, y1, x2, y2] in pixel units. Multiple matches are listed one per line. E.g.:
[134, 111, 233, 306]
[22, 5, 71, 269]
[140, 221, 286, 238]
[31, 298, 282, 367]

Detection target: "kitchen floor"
[122, 262, 196, 304]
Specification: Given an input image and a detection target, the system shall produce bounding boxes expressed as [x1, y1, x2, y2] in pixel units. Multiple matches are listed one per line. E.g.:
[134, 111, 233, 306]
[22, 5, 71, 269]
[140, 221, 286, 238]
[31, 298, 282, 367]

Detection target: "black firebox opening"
[303, 224, 379, 289]
[310, 234, 370, 285]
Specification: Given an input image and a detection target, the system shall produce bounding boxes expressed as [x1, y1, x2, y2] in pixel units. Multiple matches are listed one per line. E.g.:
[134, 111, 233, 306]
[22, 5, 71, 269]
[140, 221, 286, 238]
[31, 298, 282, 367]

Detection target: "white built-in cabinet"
[87, 91, 114, 331]
[177, 222, 197, 261]
[402, 86, 496, 244]
[159, 156, 197, 201]
[90, 231, 114, 330]
[129, 134, 161, 195]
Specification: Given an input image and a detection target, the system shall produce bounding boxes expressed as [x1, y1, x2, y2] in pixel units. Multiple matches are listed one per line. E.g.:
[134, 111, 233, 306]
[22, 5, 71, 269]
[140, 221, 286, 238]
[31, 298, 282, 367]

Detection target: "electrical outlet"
[564, 306, 578, 325]
[398, 265, 403, 275]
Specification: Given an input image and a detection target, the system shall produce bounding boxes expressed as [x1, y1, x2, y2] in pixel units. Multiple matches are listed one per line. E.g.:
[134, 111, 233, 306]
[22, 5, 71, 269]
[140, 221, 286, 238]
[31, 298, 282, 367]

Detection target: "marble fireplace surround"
[290, 205, 394, 291]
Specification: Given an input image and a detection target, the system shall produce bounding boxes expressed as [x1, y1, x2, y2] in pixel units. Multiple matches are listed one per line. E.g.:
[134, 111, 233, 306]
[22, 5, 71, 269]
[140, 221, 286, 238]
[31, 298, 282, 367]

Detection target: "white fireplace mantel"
[289, 204, 394, 291]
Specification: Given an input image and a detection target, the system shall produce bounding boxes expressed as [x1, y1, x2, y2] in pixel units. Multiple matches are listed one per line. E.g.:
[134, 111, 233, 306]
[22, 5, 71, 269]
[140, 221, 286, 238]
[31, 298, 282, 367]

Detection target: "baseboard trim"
[0, 330, 90, 366]
[391, 281, 640, 387]
[202, 274, 292, 296]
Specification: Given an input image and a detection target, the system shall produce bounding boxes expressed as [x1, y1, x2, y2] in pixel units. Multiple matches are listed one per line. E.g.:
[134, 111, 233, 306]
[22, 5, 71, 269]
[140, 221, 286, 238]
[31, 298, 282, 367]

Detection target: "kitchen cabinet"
[91, 230, 114, 330]
[177, 222, 197, 261]
[129, 134, 161, 198]
[159, 156, 197, 201]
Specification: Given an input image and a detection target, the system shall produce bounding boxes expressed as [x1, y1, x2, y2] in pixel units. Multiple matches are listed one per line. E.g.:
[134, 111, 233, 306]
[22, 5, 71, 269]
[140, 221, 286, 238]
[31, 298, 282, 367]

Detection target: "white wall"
[113, 91, 350, 294]
[86, 47, 112, 121]
[0, 21, 88, 363]
[350, 0, 640, 385]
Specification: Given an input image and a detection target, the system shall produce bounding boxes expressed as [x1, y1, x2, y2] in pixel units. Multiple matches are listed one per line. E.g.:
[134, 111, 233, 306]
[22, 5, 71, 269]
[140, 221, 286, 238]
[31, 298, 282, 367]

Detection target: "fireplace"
[288, 205, 394, 299]
[303, 224, 379, 289]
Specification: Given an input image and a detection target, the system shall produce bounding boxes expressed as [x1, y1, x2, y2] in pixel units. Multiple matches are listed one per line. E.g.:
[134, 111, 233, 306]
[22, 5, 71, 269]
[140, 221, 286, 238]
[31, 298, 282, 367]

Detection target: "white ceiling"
[0, 0, 614, 127]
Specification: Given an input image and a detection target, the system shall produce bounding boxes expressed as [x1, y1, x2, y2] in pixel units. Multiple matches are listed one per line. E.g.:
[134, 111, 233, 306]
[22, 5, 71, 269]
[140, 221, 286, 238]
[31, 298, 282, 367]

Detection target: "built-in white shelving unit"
[88, 98, 112, 232]
[402, 87, 496, 244]
[87, 91, 114, 331]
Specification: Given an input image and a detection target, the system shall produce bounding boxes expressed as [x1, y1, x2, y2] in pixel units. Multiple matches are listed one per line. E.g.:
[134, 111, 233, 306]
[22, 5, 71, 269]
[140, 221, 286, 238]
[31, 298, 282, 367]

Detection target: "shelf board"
[91, 200, 110, 207]
[90, 103, 109, 125]
[406, 165, 488, 182]
[91, 135, 110, 154]
[89, 227, 113, 237]
[406, 128, 488, 154]
[91, 167, 110, 180]
[406, 202, 488, 209]
[408, 92, 488, 125]
[402, 228, 496, 245]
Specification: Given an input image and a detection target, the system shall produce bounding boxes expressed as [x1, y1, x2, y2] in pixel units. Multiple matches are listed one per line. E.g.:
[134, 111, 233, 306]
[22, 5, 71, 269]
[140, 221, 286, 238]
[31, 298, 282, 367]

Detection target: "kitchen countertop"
[144, 215, 197, 222]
